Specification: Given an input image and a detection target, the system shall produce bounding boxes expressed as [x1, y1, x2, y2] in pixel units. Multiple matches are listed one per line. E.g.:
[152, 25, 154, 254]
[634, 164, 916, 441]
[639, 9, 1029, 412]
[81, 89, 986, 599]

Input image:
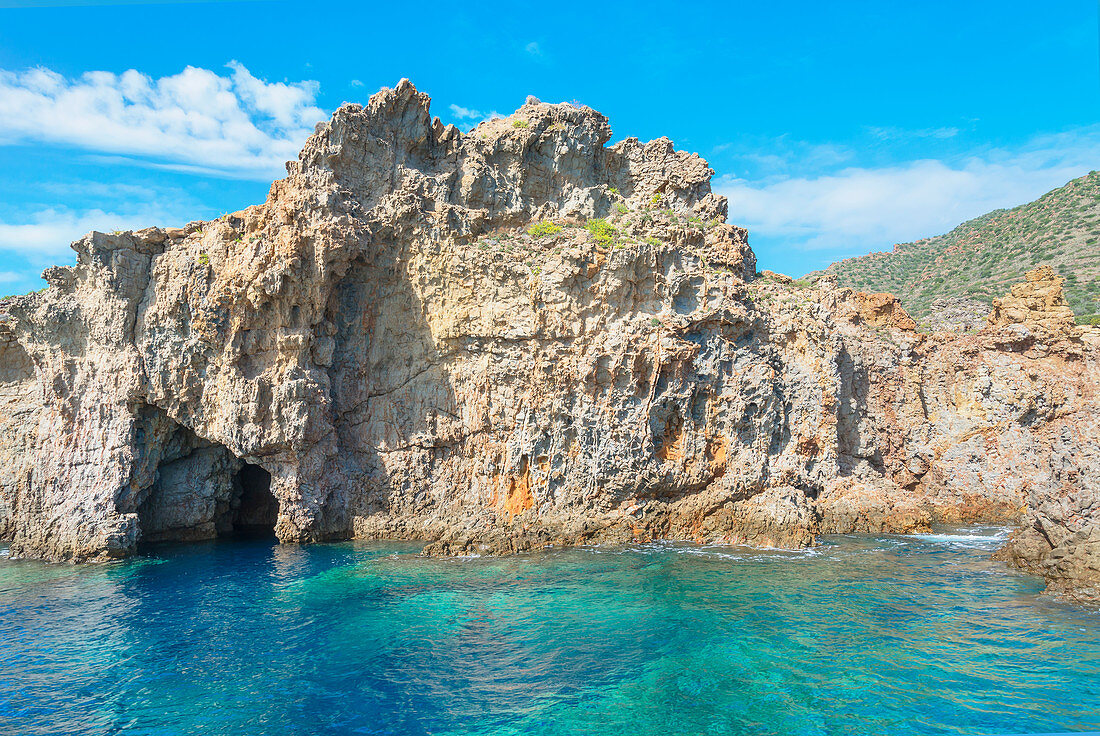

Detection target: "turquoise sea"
[2, 528, 1099, 735]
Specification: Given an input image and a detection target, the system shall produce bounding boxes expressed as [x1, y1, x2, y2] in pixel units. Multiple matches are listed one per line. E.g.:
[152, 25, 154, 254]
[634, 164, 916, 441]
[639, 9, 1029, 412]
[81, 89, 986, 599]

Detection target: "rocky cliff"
[1, 81, 1098, 601]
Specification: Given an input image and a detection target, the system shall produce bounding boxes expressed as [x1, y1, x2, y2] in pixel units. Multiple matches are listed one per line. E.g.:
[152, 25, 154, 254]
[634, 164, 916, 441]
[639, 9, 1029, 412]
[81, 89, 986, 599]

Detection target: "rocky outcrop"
[988, 265, 1081, 339]
[0, 81, 1097, 601]
[987, 272, 1099, 600]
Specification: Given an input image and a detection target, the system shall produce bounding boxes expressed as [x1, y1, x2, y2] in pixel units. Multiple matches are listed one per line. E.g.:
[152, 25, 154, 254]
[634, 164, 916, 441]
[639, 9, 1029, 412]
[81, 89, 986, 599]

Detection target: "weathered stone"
[926, 296, 987, 333]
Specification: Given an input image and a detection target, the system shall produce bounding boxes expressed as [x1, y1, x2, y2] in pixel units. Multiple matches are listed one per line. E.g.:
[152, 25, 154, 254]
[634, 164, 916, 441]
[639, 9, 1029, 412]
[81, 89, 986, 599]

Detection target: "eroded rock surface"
[0, 81, 1097, 601]
[926, 296, 988, 333]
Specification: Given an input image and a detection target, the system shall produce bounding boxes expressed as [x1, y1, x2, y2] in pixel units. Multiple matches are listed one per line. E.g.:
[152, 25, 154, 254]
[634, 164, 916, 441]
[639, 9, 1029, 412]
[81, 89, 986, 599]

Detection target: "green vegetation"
[527, 221, 562, 239]
[816, 171, 1100, 319]
[512, 119, 529, 129]
[650, 193, 663, 205]
[585, 218, 617, 246]
[615, 203, 629, 214]
[609, 187, 620, 197]
[198, 252, 210, 266]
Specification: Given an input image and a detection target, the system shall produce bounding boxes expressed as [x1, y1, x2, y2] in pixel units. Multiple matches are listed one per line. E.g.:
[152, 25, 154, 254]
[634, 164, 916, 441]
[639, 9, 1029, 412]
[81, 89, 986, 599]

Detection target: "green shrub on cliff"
[585, 218, 617, 246]
[527, 221, 562, 239]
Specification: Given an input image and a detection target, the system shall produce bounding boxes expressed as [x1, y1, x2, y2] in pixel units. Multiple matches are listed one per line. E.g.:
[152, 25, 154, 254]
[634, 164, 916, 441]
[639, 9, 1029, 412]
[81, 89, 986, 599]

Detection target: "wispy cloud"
[525, 41, 542, 57]
[866, 125, 961, 141]
[0, 182, 209, 261]
[448, 103, 483, 120]
[446, 103, 504, 131]
[716, 126, 1100, 269]
[0, 61, 326, 179]
[711, 135, 856, 181]
[0, 206, 187, 260]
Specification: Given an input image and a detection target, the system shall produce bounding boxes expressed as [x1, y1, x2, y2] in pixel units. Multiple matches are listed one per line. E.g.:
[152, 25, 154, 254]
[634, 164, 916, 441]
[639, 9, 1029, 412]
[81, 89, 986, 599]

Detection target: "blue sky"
[0, 0, 1097, 294]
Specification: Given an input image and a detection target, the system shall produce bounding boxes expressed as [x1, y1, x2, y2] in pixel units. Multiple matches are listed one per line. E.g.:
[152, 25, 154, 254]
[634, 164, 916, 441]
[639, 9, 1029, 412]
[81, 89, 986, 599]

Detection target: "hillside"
[816, 170, 1100, 325]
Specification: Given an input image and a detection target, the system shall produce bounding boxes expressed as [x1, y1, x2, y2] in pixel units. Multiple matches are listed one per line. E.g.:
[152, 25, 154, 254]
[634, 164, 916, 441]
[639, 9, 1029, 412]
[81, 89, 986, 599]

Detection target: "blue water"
[2, 529, 1099, 736]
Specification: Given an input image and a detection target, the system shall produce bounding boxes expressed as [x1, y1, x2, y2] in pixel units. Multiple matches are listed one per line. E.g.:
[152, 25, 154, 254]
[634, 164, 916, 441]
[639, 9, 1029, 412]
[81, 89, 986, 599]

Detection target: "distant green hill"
[815, 170, 1100, 325]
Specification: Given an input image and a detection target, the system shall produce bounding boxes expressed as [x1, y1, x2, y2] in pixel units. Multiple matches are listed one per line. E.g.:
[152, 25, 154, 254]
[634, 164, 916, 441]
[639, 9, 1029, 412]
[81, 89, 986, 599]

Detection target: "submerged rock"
[0, 81, 1098, 601]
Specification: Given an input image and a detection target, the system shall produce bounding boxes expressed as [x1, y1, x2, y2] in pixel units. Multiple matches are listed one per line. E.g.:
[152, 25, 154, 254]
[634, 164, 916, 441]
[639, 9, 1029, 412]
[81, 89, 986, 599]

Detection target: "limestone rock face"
[0, 81, 1098, 601]
[0, 311, 38, 543]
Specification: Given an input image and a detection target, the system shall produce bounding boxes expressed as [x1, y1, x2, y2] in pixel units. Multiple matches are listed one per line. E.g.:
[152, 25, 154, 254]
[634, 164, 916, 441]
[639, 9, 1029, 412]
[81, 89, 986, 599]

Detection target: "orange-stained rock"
[832, 289, 918, 330]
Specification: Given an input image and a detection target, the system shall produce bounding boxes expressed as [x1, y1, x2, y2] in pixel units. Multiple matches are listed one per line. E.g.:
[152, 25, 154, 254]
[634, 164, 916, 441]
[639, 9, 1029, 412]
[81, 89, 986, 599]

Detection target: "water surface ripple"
[2, 528, 1098, 735]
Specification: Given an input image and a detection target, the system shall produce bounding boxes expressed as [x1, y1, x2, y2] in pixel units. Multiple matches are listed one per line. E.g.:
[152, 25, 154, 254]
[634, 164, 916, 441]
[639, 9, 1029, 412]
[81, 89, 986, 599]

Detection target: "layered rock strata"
[0, 81, 1097, 601]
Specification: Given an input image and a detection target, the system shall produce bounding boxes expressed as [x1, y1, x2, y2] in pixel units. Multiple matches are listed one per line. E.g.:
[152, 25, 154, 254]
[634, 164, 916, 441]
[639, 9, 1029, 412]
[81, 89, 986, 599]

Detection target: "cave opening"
[128, 406, 284, 547]
[229, 463, 278, 539]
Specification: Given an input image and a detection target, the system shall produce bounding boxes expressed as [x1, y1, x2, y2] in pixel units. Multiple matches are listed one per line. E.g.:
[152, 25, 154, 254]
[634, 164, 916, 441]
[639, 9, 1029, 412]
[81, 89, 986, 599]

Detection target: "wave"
[903, 527, 1011, 548]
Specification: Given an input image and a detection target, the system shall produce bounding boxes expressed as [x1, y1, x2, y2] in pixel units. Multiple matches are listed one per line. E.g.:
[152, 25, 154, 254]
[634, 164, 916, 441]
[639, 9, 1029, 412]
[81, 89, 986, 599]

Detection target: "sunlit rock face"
[0, 81, 1097, 601]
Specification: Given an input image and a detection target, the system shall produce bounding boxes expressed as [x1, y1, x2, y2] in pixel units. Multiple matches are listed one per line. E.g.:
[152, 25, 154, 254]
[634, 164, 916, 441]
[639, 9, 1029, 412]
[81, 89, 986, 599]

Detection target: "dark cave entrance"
[129, 406, 285, 547]
[229, 463, 278, 539]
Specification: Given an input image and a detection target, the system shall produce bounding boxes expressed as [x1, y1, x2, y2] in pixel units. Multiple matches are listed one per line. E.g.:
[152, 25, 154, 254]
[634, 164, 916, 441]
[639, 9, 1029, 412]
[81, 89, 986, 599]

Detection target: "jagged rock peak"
[285, 79, 728, 237]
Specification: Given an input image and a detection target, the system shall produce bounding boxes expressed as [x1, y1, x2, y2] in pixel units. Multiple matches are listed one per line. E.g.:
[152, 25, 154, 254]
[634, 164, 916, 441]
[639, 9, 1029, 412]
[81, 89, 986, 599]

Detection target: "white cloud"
[525, 41, 542, 56]
[867, 125, 961, 141]
[350, 79, 364, 88]
[0, 201, 200, 261]
[716, 126, 1100, 265]
[446, 103, 506, 132]
[0, 62, 326, 180]
[448, 103, 482, 120]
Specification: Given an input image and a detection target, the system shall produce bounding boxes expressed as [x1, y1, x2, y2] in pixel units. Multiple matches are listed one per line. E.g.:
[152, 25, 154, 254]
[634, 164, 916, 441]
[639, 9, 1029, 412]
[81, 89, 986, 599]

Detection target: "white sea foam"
[580, 540, 822, 561]
[680, 544, 822, 560]
[904, 527, 1011, 548]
